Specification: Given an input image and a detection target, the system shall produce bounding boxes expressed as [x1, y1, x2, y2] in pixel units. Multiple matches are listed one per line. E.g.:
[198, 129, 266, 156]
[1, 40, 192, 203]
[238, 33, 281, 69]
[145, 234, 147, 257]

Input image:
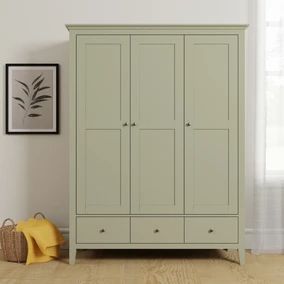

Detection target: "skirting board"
[59, 228, 69, 250]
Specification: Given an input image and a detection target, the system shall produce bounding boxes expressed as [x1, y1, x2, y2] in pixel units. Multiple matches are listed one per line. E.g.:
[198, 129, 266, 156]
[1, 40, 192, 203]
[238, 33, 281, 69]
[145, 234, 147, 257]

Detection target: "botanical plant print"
[13, 74, 51, 125]
[6, 64, 58, 134]
[8, 68, 56, 132]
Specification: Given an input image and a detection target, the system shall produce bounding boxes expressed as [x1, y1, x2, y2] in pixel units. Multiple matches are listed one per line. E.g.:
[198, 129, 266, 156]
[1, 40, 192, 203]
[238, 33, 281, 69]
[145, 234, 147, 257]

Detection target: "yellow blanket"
[16, 218, 64, 265]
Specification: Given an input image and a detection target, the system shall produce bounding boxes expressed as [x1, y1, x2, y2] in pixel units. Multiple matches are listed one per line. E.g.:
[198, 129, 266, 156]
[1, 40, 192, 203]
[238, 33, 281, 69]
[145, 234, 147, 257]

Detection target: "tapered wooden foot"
[238, 248, 245, 265]
[69, 247, 77, 265]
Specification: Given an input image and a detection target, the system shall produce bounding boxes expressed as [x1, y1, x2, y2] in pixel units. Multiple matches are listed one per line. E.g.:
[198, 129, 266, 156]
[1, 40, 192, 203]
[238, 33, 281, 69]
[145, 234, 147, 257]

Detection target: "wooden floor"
[0, 249, 284, 283]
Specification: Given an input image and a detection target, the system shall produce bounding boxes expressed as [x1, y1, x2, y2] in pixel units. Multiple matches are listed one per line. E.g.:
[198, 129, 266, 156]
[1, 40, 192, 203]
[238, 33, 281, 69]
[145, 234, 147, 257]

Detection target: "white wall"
[0, 0, 248, 229]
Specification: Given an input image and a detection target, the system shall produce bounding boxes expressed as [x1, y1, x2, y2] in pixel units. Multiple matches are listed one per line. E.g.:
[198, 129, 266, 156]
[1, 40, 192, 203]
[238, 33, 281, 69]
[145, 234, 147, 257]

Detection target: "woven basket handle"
[33, 212, 46, 219]
[1, 218, 16, 229]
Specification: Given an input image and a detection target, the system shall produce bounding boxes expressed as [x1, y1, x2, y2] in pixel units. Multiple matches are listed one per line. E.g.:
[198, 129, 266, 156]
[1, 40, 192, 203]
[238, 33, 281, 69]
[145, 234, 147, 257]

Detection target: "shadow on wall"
[2, 41, 69, 131]
[2, 41, 70, 228]
[27, 41, 69, 227]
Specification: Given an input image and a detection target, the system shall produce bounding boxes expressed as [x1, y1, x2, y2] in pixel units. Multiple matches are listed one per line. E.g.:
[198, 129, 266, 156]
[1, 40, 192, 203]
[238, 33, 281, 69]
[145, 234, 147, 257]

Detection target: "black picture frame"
[5, 63, 59, 134]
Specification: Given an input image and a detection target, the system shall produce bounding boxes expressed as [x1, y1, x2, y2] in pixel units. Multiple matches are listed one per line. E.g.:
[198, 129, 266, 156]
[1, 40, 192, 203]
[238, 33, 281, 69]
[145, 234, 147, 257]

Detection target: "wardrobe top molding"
[66, 24, 248, 34]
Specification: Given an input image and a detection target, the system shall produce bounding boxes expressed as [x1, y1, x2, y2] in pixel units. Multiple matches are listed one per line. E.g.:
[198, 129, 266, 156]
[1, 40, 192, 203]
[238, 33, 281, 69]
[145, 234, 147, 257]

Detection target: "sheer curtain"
[252, 0, 284, 253]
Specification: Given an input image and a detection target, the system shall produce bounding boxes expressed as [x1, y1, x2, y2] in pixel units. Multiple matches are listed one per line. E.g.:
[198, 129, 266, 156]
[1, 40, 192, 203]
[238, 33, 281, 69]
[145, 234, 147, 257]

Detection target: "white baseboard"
[245, 228, 254, 249]
[59, 228, 69, 250]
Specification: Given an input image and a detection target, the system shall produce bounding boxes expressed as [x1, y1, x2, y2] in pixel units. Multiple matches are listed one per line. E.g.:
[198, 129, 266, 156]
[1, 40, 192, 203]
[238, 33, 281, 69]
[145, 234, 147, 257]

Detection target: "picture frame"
[5, 64, 59, 134]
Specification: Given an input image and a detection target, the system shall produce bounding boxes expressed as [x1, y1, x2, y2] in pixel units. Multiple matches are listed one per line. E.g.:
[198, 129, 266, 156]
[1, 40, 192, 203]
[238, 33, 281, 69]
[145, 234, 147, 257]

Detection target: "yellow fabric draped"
[16, 218, 64, 265]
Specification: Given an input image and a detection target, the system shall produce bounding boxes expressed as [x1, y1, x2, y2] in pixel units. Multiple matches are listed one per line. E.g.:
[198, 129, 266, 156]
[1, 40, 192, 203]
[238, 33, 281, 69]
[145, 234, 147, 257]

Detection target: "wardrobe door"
[131, 35, 184, 214]
[77, 35, 130, 214]
[185, 35, 238, 214]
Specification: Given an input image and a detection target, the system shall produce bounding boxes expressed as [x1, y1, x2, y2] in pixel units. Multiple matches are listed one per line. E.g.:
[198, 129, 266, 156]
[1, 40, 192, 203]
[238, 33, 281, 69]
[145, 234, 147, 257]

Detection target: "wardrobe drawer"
[77, 217, 130, 243]
[185, 217, 238, 244]
[131, 217, 184, 243]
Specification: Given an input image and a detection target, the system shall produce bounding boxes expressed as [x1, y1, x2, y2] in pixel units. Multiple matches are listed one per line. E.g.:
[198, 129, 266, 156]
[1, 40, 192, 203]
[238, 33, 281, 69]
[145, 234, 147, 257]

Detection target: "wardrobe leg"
[238, 248, 245, 265]
[69, 247, 77, 265]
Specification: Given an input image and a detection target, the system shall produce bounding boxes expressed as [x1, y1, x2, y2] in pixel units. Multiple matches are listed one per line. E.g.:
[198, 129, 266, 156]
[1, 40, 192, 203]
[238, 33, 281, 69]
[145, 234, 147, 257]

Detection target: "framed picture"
[6, 64, 59, 134]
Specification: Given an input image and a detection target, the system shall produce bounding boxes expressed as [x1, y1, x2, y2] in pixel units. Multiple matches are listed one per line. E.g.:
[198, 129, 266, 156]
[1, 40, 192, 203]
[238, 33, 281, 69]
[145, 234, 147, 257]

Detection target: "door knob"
[208, 229, 214, 233]
[122, 122, 128, 126]
[153, 229, 160, 233]
[185, 122, 191, 127]
[99, 229, 105, 233]
[131, 122, 136, 126]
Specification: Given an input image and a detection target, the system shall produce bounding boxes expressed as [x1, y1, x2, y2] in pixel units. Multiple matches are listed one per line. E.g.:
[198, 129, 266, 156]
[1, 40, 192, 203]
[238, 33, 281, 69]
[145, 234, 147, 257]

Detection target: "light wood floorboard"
[0, 249, 284, 283]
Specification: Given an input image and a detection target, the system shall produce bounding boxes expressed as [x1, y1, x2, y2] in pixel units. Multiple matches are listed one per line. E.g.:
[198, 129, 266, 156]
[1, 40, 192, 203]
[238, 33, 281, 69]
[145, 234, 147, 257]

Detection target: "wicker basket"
[0, 218, 28, 263]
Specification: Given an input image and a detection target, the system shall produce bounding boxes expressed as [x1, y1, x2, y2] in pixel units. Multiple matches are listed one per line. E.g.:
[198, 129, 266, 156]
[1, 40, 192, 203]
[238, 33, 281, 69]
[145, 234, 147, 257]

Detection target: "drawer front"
[131, 217, 184, 243]
[185, 217, 238, 244]
[77, 217, 130, 243]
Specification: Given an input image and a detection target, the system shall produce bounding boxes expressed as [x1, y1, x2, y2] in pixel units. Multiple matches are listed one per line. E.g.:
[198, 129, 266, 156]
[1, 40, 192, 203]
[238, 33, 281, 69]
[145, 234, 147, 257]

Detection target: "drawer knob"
[122, 122, 128, 127]
[153, 229, 160, 233]
[99, 229, 105, 233]
[208, 229, 214, 233]
[131, 122, 136, 127]
[185, 122, 191, 127]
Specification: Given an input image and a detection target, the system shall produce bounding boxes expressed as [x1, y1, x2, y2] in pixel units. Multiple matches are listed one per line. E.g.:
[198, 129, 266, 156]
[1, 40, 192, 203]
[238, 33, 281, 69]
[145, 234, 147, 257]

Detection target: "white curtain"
[251, 0, 284, 253]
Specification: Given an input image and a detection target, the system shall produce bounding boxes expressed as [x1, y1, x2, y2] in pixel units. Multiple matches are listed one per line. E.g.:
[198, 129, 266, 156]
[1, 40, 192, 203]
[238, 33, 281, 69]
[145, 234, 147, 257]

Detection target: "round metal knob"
[186, 122, 191, 127]
[99, 229, 105, 233]
[131, 122, 136, 126]
[208, 229, 214, 233]
[122, 122, 128, 126]
[153, 229, 160, 233]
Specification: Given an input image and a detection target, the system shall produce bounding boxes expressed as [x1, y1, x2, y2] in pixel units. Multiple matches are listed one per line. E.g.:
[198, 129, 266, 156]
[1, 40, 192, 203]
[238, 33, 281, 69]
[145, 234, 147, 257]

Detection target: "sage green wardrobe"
[67, 25, 246, 265]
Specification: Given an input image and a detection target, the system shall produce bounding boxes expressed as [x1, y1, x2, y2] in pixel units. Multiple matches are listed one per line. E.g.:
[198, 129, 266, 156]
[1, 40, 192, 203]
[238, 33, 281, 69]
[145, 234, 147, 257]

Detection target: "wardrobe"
[67, 25, 246, 265]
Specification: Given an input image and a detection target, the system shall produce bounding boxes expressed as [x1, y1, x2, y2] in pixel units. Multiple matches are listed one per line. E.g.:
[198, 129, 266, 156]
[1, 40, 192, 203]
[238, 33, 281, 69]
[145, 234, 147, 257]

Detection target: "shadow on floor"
[65, 249, 241, 265]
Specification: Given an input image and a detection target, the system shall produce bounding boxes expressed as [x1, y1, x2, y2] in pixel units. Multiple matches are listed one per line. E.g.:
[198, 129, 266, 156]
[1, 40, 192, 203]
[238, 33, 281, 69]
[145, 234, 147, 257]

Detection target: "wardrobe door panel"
[77, 35, 130, 214]
[131, 35, 184, 214]
[185, 35, 238, 214]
